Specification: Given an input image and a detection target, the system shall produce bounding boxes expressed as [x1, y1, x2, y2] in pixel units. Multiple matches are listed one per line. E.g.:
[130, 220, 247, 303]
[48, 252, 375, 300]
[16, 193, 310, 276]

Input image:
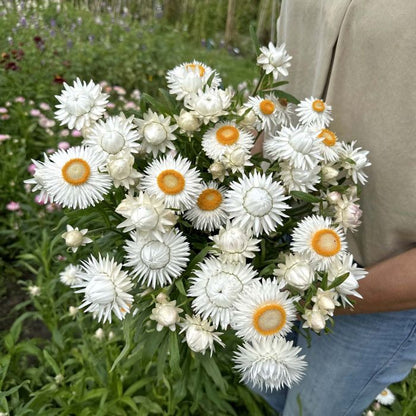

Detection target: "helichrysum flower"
[124, 229, 190, 288]
[278, 160, 321, 193]
[311, 288, 340, 316]
[314, 128, 342, 163]
[291, 215, 348, 271]
[183, 182, 228, 232]
[61, 224, 92, 252]
[233, 338, 307, 391]
[274, 253, 315, 291]
[150, 299, 183, 331]
[339, 140, 371, 185]
[296, 97, 333, 128]
[247, 94, 288, 131]
[232, 279, 298, 342]
[179, 314, 224, 356]
[106, 149, 142, 189]
[59, 264, 82, 286]
[257, 42, 292, 80]
[334, 196, 363, 232]
[166, 61, 221, 101]
[141, 154, 202, 212]
[224, 171, 289, 236]
[134, 109, 178, 157]
[221, 146, 253, 174]
[174, 109, 202, 135]
[76, 254, 133, 323]
[375, 388, 396, 406]
[55, 78, 109, 130]
[188, 256, 258, 329]
[302, 306, 327, 333]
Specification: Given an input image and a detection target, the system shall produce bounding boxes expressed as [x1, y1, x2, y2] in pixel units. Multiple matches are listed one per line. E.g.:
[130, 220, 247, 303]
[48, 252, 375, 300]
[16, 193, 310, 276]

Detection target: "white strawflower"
[232, 279, 298, 342]
[76, 254, 133, 323]
[61, 224, 92, 252]
[302, 306, 327, 332]
[210, 222, 260, 264]
[236, 106, 258, 129]
[55, 78, 109, 130]
[116, 192, 176, 237]
[375, 388, 396, 406]
[208, 161, 227, 182]
[202, 122, 255, 161]
[179, 315, 225, 356]
[150, 300, 183, 331]
[141, 154, 203, 212]
[24, 154, 50, 202]
[314, 128, 342, 163]
[183, 182, 228, 232]
[106, 149, 142, 189]
[334, 196, 363, 232]
[28, 285, 41, 297]
[339, 140, 371, 185]
[59, 264, 82, 286]
[185, 87, 232, 125]
[264, 125, 322, 170]
[83, 113, 140, 155]
[124, 229, 190, 288]
[321, 164, 339, 184]
[174, 109, 202, 135]
[234, 338, 307, 391]
[247, 94, 288, 131]
[166, 61, 221, 100]
[311, 288, 340, 316]
[278, 160, 321, 193]
[135, 109, 178, 157]
[221, 146, 253, 174]
[224, 171, 289, 236]
[274, 253, 315, 291]
[291, 215, 348, 271]
[36, 146, 112, 209]
[296, 97, 333, 128]
[257, 42, 292, 80]
[188, 257, 258, 329]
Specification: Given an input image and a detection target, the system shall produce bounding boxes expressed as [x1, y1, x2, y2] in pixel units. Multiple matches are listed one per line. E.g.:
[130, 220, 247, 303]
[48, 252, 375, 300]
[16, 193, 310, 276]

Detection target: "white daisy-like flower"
[375, 388, 396, 406]
[38, 146, 112, 209]
[106, 149, 142, 189]
[59, 264, 82, 286]
[124, 229, 190, 288]
[247, 94, 287, 131]
[83, 113, 140, 156]
[339, 140, 371, 185]
[166, 61, 222, 100]
[183, 182, 228, 232]
[291, 215, 348, 271]
[55, 78, 109, 130]
[314, 128, 342, 163]
[24, 154, 50, 201]
[257, 42, 292, 80]
[264, 125, 322, 170]
[274, 253, 315, 291]
[149, 299, 183, 332]
[296, 97, 333, 128]
[61, 224, 92, 252]
[173, 109, 202, 136]
[235, 106, 258, 129]
[75, 254, 133, 323]
[202, 121, 255, 161]
[140, 154, 202, 212]
[224, 171, 289, 236]
[327, 253, 367, 306]
[134, 109, 178, 157]
[188, 256, 258, 329]
[116, 192, 177, 237]
[185, 87, 233, 125]
[232, 279, 298, 342]
[278, 160, 321, 193]
[234, 338, 307, 391]
[179, 314, 225, 356]
[210, 222, 260, 264]
[221, 146, 253, 174]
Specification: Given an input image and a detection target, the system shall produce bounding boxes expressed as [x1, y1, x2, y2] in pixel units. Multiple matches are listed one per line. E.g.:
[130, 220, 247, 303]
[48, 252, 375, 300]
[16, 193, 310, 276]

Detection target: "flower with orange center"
[185, 63, 205, 77]
[291, 215, 347, 271]
[141, 154, 202, 212]
[315, 128, 342, 162]
[247, 94, 284, 131]
[37, 146, 111, 209]
[232, 279, 297, 342]
[202, 121, 254, 161]
[312, 99, 325, 113]
[296, 96, 333, 128]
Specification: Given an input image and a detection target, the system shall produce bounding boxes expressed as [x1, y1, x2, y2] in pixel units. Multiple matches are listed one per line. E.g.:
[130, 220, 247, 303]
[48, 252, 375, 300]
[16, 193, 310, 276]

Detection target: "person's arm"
[337, 247, 416, 314]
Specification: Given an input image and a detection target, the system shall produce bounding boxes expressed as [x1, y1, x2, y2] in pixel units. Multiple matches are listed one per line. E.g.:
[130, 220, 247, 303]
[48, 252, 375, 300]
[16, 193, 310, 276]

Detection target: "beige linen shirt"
[277, 0, 416, 267]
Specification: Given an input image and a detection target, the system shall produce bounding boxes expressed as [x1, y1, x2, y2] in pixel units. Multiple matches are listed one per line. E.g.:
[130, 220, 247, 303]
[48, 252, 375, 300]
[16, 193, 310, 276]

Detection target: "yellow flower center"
[157, 169, 185, 195]
[253, 303, 287, 336]
[311, 229, 341, 257]
[259, 99, 275, 115]
[62, 158, 91, 185]
[216, 125, 239, 145]
[381, 390, 388, 396]
[197, 189, 222, 211]
[312, 99, 325, 113]
[318, 128, 337, 146]
[185, 63, 205, 77]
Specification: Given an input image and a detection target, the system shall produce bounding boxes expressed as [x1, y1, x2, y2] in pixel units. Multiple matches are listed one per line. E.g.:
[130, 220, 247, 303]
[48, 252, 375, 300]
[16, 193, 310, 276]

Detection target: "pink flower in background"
[0, 107, 8, 113]
[107, 102, 115, 109]
[57, 255, 67, 262]
[0, 134, 11, 142]
[38, 117, 55, 128]
[15, 96, 25, 103]
[35, 194, 49, 205]
[71, 129, 82, 137]
[6, 201, 20, 211]
[30, 109, 41, 117]
[46, 148, 55, 154]
[113, 86, 126, 95]
[58, 141, 70, 150]
[124, 101, 136, 110]
[59, 129, 70, 137]
[28, 163, 36, 175]
[1, 114, 10, 120]
[39, 102, 51, 111]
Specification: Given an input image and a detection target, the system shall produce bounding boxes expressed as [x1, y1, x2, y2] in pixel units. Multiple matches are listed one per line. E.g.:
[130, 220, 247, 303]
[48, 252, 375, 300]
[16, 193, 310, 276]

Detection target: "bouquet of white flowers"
[26, 42, 370, 393]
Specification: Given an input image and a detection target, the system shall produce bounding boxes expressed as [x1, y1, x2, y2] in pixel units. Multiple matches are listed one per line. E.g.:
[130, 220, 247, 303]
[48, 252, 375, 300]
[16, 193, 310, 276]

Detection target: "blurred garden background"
[0, 0, 414, 415]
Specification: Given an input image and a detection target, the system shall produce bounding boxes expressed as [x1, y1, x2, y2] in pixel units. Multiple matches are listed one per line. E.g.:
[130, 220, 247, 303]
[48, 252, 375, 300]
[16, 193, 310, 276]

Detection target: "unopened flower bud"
[327, 191, 341, 204]
[321, 165, 339, 181]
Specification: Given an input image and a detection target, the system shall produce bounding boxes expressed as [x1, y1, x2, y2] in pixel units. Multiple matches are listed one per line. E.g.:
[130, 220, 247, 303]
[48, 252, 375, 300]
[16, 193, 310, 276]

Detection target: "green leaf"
[200, 355, 227, 394]
[124, 377, 153, 397]
[82, 388, 108, 402]
[183, 245, 211, 278]
[274, 89, 300, 104]
[132, 396, 163, 414]
[236, 386, 264, 416]
[174, 279, 187, 296]
[43, 350, 60, 375]
[119, 396, 140, 413]
[110, 315, 134, 372]
[0, 355, 11, 390]
[328, 272, 350, 290]
[168, 331, 181, 378]
[0, 380, 30, 398]
[290, 191, 322, 203]
[249, 24, 260, 54]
